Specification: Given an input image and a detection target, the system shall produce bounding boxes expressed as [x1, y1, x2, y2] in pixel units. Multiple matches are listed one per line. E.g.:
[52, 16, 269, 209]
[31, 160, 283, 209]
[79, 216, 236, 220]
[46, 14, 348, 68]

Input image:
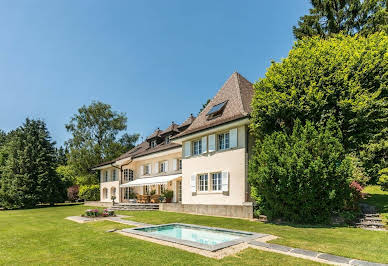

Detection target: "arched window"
[103, 188, 108, 199]
[111, 187, 116, 198]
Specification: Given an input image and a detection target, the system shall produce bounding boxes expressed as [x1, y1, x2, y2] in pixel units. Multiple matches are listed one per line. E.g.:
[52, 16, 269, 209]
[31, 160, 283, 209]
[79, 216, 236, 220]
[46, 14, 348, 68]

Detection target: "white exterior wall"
[181, 125, 249, 206]
[100, 168, 121, 203]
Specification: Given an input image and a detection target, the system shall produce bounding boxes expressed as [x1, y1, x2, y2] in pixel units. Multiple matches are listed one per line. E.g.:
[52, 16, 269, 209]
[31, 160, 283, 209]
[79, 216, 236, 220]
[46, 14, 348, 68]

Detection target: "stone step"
[258, 215, 268, 222]
[364, 213, 380, 217]
[356, 222, 384, 228]
[360, 218, 382, 223]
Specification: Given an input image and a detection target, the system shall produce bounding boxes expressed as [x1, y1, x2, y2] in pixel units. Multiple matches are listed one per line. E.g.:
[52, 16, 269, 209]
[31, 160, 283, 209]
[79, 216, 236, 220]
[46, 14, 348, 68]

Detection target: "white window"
[198, 174, 208, 191]
[124, 187, 132, 199]
[104, 171, 108, 182]
[111, 187, 116, 198]
[151, 140, 157, 148]
[165, 135, 170, 144]
[178, 159, 182, 170]
[112, 169, 117, 181]
[193, 139, 202, 155]
[160, 161, 168, 172]
[218, 132, 230, 150]
[160, 184, 166, 193]
[145, 185, 149, 194]
[123, 169, 133, 182]
[103, 188, 108, 199]
[211, 172, 222, 191]
[144, 165, 150, 175]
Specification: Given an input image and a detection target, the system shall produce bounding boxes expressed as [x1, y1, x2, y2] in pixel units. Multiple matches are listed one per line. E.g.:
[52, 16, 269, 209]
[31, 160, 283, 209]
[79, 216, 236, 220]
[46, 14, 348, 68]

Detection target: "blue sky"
[0, 1, 309, 146]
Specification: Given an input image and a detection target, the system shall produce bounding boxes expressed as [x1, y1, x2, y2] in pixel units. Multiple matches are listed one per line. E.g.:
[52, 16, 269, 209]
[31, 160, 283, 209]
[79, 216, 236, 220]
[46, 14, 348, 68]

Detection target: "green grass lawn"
[0, 205, 323, 265]
[0, 186, 387, 265]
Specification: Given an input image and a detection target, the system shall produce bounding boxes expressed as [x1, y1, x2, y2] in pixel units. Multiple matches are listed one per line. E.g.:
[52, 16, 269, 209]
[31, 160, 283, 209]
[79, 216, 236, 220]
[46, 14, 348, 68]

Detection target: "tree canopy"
[293, 0, 387, 40]
[65, 101, 139, 186]
[0, 119, 65, 209]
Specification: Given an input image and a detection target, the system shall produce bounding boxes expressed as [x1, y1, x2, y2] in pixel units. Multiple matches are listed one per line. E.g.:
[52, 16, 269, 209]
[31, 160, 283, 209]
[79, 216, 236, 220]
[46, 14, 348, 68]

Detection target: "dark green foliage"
[79, 184, 100, 201]
[199, 99, 211, 113]
[0, 119, 65, 209]
[250, 33, 388, 183]
[249, 120, 353, 223]
[293, 0, 388, 40]
[65, 101, 139, 186]
[55, 146, 68, 166]
[378, 168, 388, 190]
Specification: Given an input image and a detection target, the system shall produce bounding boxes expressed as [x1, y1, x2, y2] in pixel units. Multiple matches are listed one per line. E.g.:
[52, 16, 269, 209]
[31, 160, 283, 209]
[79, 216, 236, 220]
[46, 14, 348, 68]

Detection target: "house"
[92, 72, 255, 218]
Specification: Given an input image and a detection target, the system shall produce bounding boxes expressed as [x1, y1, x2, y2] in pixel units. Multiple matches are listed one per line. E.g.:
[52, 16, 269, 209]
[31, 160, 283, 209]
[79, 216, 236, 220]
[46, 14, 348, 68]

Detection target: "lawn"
[0, 186, 387, 265]
[0, 205, 322, 265]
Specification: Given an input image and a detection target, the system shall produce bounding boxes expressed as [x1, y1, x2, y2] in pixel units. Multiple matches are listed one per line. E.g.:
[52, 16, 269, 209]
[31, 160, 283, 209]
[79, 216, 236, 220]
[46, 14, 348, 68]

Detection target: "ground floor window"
[144, 185, 150, 195]
[160, 184, 166, 194]
[198, 174, 208, 191]
[123, 187, 133, 199]
[211, 172, 222, 191]
[111, 187, 116, 199]
[103, 188, 108, 199]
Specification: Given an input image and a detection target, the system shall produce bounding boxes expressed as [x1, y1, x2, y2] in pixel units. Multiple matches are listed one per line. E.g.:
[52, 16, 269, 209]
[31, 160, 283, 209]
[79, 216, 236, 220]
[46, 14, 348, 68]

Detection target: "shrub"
[348, 181, 364, 210]
[67, 185, 79, 202]
[348, 155, 370, 186]
[249, 119, 353, 224]
[378, 168, 388, 191]
[83, 208, 115, 217]
[79, 185, 100, 201]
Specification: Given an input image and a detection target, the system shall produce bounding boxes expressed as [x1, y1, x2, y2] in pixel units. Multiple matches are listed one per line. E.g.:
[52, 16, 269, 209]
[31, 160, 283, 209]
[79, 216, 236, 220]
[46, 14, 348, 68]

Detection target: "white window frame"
[160, 161, 167, 173]
[211, 172, 222, 191]
[144, 164, 150, 175]
[178, 159, 182, 170]
[198, 174, 208, 192]
[151, 140, 157, 148]
[193, 139, 202, 155]
[104, 171, 108, 182]
[124, 187, 132, 199]
[112, 169, 117, 181]
[218, 132, 230, 150]
[123, 169, 134, 182]
[160, 184, 166, 193]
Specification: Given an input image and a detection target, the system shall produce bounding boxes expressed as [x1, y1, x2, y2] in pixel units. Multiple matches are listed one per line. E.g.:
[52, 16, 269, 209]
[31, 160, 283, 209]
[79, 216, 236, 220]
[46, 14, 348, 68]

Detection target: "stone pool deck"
[66, 215, 387, 265]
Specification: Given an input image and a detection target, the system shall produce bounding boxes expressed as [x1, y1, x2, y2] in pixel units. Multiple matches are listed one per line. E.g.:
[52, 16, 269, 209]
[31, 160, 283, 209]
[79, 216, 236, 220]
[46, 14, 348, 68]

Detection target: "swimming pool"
[122, 223, 266, 251]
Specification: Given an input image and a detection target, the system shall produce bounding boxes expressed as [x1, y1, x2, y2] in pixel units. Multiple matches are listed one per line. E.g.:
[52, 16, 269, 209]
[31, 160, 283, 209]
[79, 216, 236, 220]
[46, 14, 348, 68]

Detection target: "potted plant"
[162, 190, 173, 203]
[150, 189, 156, 196]
[111, 195, 116, 205]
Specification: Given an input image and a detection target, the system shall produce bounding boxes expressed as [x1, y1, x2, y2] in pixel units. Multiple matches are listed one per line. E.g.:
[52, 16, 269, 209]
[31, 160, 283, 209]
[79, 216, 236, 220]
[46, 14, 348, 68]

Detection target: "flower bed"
[83, 208, 115, 217]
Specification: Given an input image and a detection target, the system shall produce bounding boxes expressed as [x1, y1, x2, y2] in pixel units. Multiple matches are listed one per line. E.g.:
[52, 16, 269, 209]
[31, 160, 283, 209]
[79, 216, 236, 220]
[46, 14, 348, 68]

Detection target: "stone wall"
[84, 201, 113, 207]
[159, 203, 253, 219]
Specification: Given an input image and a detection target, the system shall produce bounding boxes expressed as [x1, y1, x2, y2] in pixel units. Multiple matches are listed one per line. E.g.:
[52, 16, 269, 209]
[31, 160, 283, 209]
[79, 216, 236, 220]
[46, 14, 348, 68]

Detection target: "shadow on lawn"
[363, 193, 388, 213]
[0, 202, 84, 211]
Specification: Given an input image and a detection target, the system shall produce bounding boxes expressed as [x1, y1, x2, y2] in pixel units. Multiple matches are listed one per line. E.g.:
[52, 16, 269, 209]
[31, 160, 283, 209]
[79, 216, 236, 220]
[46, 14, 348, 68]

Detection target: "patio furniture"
[150, 194, 160, 203]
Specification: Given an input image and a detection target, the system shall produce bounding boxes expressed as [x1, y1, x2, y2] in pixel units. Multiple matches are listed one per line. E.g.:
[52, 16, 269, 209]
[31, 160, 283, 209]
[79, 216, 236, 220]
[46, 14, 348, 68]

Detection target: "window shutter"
[201, 136, 207, 154]
[165, 161, 169, 172]
[154, 162, 158, 174]
[172, 159, 177, 171]
[222, 171, 229, 192]
[147, 164, 152, 175]
[140, 166, 144, 176]
[191, 174, 197, 193]
[229, 128, 237, 148]
[184, 141, 191, 157]
[208, 134, 216, 152]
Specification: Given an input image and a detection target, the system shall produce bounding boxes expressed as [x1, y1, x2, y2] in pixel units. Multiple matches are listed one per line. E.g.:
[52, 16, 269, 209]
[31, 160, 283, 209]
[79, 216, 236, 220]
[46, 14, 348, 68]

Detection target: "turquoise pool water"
[135, 224, 250, 246]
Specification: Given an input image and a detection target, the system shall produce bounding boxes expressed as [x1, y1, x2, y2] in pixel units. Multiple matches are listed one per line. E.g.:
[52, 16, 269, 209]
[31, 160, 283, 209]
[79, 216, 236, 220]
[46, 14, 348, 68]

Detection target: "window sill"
[196, 191, 223, 195]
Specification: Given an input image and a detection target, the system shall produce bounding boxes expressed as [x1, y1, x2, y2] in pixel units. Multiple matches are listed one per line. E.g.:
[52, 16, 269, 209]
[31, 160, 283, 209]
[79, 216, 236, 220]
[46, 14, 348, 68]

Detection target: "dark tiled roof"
[146, 128, 162, 140]
[174, 72, 253, 139]
[178, 114, 196, 128]
[160, 122, 179, 135]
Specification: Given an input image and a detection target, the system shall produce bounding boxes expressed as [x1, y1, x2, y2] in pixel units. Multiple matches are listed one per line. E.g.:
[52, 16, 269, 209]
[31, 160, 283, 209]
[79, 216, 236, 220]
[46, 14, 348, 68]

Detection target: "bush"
[79, 185, 100, 201]
[249, 120, 353, 224]
[67, 185, 79, 201]
[348, 155, 370, 186]
[378, 168, 388, 191]
[84, 208, 115, 217]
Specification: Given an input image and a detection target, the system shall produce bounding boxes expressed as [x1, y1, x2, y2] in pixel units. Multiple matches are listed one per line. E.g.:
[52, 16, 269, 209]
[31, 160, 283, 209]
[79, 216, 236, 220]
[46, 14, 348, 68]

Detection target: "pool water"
[135, 224, 250, 246]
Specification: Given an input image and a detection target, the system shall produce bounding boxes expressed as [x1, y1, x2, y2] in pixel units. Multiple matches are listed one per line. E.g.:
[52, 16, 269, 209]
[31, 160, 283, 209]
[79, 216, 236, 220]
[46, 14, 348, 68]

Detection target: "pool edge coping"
[121, 223, 269, 252]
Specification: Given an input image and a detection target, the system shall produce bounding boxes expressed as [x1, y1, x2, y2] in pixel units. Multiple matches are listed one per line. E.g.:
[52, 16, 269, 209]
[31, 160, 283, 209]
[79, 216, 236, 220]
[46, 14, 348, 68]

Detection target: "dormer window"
[206, 101, 227, 120]
[151, 140, 157, 148]
[165, 135, 170, 144]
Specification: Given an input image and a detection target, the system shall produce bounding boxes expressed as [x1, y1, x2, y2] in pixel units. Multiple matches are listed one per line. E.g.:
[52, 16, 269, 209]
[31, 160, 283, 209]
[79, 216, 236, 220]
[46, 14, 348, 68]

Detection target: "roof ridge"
[234, 72, 246, 115]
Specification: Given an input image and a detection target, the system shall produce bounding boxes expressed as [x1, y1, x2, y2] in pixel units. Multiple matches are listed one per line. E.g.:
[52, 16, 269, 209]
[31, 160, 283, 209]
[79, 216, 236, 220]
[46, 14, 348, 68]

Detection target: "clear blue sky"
[0, 1, 309, 146]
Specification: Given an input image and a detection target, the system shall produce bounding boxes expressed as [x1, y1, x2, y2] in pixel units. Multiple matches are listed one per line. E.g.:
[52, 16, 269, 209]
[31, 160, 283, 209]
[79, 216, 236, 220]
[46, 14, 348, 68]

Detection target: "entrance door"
[177, 180, 182, 202]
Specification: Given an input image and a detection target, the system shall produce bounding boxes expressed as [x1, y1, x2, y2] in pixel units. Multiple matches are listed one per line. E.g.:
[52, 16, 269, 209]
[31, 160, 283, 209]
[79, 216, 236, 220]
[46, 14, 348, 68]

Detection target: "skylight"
[206, 101, 227, 116]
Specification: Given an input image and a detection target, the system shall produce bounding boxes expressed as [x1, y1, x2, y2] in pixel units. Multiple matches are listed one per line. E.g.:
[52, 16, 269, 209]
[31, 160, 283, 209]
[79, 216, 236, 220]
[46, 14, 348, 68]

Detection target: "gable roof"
[173, 72, 253, 139]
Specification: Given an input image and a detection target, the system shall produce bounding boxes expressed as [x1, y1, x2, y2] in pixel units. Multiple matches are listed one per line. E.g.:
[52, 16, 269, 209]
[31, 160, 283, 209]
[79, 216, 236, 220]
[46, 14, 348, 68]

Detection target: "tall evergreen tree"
[293, 0, 387, 40]
[0, 119, 64, 209]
